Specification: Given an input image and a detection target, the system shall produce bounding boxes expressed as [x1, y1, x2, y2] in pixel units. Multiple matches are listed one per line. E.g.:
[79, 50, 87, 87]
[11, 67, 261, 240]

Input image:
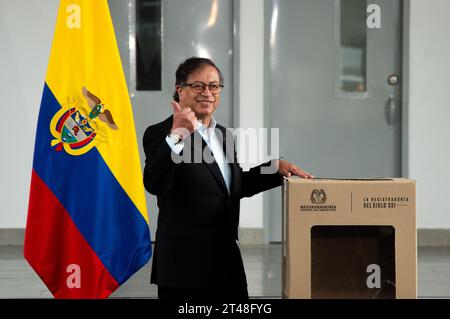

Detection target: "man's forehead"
[188, 66, 220, 80]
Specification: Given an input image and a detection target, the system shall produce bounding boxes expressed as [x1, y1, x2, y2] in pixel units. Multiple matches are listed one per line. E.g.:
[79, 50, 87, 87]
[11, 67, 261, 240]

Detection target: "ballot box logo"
[310, 189, 327, 204]
[50, 87, 119, 155]
[299, 189, 336, 212]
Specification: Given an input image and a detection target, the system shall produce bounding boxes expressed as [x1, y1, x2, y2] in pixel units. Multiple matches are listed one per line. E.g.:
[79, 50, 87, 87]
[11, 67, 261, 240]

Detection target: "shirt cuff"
[165, 135, 184, 155]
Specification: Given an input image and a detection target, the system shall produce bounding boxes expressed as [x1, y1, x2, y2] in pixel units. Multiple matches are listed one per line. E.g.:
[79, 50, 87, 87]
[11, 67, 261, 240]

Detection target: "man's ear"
[176, 85, 183, 101]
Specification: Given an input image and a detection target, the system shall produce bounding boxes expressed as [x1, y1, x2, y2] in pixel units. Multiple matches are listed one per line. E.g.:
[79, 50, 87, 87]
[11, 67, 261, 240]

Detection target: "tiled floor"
[0, 244, 449, 298]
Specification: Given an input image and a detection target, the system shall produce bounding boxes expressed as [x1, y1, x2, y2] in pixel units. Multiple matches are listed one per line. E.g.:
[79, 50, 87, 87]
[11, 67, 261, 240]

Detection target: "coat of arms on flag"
[50, 87, 118, 155]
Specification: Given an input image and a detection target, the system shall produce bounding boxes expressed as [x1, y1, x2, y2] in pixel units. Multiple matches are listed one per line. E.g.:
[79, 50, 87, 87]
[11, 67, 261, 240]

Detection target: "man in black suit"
[143, 57, 313, 300]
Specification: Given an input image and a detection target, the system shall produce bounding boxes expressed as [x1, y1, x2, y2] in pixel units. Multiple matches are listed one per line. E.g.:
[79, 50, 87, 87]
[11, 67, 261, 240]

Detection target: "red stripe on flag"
[24, 169, 119, 298]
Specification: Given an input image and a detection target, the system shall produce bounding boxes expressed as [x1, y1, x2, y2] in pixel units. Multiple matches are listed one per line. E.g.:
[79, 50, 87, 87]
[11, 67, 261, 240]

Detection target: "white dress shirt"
[165, 118, 231, 193]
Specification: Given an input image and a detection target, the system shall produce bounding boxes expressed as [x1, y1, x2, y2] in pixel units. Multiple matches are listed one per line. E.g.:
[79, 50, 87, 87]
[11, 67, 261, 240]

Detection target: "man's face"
[177, 65, 221, 121]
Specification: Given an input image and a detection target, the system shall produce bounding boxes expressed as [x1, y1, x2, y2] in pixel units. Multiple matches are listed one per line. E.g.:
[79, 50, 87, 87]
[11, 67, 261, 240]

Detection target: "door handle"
[387, 94, 396, 128]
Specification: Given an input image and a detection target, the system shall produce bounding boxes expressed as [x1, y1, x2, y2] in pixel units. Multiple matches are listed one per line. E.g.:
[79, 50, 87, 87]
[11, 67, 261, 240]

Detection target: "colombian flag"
[24, 0, 151, 298]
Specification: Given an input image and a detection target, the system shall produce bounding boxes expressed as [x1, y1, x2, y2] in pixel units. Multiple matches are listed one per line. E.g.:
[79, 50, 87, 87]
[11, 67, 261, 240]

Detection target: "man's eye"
[192, 84, 204, 89]
[210, 84, 220, 90]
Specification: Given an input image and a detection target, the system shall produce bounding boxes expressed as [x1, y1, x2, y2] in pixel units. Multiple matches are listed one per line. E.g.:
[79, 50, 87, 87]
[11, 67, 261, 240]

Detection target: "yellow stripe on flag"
[45, 0, 148, 222]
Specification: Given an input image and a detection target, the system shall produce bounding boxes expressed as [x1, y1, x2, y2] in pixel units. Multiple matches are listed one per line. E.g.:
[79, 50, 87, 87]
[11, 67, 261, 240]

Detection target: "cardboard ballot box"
[282, 178, 416, 299]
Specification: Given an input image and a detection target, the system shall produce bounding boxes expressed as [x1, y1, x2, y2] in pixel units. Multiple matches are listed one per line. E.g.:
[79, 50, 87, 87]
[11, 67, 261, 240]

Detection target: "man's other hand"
[277, 159, 314, 179]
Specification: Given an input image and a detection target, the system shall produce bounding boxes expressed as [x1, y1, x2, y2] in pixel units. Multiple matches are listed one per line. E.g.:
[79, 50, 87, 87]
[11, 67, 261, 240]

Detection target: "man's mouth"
[197, 100, 214, 105]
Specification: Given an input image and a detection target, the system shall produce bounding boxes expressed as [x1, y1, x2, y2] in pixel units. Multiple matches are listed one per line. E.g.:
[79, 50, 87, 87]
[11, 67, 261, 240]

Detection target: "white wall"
[408, 0, 450, 228]
[0, 0, 59, 228]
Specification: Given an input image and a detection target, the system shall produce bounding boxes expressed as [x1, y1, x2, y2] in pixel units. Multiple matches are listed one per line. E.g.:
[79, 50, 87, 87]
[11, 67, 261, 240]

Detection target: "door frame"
[401, 0, 410, 178]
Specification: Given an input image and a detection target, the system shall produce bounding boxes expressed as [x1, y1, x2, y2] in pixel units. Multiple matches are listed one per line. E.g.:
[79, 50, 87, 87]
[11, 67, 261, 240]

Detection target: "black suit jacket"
[143, 116, 283, 290]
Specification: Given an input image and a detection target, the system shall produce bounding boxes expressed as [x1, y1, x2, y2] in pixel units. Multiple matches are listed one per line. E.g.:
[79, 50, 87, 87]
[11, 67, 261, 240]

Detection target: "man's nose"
[201, 85, 213, 96]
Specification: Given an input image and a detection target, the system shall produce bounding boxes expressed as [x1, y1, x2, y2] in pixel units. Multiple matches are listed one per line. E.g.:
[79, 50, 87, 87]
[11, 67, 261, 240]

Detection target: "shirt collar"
[196, 117, 217, 131]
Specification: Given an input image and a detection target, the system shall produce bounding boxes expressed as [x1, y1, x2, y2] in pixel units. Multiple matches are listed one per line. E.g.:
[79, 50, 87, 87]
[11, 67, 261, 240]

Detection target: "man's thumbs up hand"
[171, 101, 182, 113]
[170, 101, 197, 138]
